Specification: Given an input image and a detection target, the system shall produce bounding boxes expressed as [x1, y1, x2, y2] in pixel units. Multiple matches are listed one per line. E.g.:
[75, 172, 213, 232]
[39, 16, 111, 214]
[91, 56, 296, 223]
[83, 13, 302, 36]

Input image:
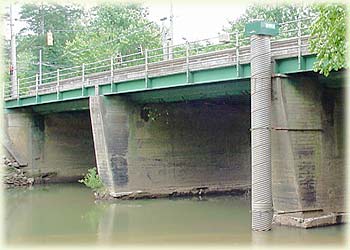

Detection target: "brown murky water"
[4, 183, 346, 246]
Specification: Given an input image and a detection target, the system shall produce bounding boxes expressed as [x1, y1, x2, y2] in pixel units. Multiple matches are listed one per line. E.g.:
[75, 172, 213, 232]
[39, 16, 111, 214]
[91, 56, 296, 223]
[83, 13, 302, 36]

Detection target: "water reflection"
[91, 196, 252, 245]
[4, 184, 345, 246]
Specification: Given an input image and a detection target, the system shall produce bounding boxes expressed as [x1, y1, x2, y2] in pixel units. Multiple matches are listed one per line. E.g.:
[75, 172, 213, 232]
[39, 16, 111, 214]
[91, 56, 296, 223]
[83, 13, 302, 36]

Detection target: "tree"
[2, 39, 11, 90]
[309, 4, 347, 77]
[226, 3, 347, 77]
[225, 4, 317, 46]
[16, 3, 84, 79]
[63, 3, 162, 68]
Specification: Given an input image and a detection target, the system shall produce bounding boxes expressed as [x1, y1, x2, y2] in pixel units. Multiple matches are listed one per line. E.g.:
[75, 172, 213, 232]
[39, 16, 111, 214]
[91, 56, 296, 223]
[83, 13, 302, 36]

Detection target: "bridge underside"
[3, 70, 346, 228]
[89, 94, 252, 195]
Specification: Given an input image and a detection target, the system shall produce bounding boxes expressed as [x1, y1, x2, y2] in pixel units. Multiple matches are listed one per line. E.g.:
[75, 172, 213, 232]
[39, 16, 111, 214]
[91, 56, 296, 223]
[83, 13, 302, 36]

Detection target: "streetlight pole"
[161, 17, 168, 60]
[168, 0, 174, 60]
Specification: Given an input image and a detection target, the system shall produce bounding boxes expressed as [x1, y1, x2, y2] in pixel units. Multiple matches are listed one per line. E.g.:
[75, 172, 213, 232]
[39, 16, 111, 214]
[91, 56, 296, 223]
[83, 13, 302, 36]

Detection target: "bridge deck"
[5, 36, 316, 109]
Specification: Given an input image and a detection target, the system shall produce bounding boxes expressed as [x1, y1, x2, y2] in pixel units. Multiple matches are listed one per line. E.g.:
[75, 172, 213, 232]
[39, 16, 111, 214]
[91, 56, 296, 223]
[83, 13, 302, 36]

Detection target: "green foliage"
[225, 4, 317, 45]
[19, 4, 83, 35]
[226, 3, 346, 77]
[64, 3, 161, 66]
[17, 4, 84, 76]
[5, 3, 162, 92]
[3, 40, 11, 82]
[78, 167, 104, 191]
[309, 4, 347, 77]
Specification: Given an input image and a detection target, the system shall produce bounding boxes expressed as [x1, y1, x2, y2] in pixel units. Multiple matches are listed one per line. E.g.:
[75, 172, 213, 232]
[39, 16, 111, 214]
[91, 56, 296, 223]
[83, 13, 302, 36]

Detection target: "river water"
[4, 183, 346, 246]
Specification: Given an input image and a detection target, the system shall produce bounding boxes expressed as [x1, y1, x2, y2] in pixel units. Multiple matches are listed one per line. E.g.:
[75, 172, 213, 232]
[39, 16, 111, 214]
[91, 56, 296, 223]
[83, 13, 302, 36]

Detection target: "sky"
[4, 1, 247, 45]
[144, 1, 247, 44]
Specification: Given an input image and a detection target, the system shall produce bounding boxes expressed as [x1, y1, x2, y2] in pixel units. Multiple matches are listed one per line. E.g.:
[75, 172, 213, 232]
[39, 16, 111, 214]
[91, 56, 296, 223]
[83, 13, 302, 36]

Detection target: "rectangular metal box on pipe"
[245, 21, 279, 37]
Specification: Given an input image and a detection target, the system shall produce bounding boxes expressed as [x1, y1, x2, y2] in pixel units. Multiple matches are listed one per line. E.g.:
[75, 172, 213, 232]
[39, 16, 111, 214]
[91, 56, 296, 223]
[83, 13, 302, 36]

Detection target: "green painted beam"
[4, 53, 344, 110]
[4, 63, 252, 109]
[275, 55, 316, 74]
[5, 99, 18, 108]
[150, 73, 186, 88]
[31, 99, 89, 114]
[126, 79, 250, 103]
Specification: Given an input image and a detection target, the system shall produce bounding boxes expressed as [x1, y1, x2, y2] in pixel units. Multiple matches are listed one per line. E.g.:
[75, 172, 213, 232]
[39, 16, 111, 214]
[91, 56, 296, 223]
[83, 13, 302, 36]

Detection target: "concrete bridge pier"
[89, 96, 132, 193]
[271, 75, 346, 228]
[88, 95, 252, 197]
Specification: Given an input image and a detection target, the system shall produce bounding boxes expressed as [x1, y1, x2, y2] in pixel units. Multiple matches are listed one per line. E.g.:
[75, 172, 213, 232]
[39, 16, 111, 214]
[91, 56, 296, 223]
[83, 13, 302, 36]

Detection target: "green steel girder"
[4, 54, 342, 110]
[126, 79, 251, 104]
[274, 55, 316, 74]
[31, 99, 90, 114]
[4, 63, 250, 109]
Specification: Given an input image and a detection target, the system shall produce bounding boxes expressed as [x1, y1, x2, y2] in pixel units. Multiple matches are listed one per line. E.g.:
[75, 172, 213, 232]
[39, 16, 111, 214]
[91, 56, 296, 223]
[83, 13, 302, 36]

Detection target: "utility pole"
[9, 4, 18, 97]
[39, 2, 44, 85]
[168, 0, 174, 60]
[161, 17, 168, 60]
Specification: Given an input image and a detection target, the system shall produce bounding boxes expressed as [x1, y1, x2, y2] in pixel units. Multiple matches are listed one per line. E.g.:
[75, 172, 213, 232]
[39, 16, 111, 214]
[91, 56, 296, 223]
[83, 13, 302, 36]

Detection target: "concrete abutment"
[3, 109, 95, 182]
[271, 75, 346, 228]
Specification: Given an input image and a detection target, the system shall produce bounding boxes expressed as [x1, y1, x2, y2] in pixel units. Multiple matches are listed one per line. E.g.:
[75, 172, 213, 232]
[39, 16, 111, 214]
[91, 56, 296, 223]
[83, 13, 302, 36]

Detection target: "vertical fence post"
[297, 19, 302, 70]
[81, 81, 85, 96]
[81, 63, 85, 96]
[145, 49, 148, 88]
[186, 43, 190, 83]
[56, 69, 60, 100]
[82, 63, 85, 83]
[17, 79, 20, 102]
[110, 56, 114, 92]
[94, 82, 99, 96]
[236, 30, 240, 77]
[2, 80, 6, 100]
[39, 49, 42, 85]
[35, 73, 39, 103]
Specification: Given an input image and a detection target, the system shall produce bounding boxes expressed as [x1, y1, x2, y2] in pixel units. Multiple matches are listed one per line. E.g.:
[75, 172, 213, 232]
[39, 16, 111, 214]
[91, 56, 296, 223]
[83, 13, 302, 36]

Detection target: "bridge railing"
[3, 16, 317, 101]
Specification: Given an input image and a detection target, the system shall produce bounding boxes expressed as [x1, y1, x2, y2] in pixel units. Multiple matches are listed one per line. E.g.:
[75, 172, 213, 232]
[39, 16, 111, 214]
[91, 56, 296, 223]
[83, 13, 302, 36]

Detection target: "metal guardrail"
[4, 17, 316, 101]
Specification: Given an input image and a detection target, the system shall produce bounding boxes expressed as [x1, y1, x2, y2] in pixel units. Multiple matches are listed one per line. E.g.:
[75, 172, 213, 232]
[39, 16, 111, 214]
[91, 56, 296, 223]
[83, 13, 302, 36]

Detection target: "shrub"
[79, 167, 104, 191]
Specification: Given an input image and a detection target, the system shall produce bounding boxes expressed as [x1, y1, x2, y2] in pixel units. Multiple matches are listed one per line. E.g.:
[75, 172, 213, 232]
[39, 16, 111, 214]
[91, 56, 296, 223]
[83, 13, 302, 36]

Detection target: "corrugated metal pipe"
[250, 34, 273, 231]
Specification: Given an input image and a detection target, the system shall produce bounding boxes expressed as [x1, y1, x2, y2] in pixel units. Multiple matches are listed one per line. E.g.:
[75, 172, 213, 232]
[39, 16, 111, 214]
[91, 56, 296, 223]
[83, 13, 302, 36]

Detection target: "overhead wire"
[50, 21, 159, 62]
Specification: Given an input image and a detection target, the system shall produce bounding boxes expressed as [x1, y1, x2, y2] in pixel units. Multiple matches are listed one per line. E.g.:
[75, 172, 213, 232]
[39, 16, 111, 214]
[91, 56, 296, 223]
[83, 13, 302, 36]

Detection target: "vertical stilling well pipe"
[245, 20, 279, 231]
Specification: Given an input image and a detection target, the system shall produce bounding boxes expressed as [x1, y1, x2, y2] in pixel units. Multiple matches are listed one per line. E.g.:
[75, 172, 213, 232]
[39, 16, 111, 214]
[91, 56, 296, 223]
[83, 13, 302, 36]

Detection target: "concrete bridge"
[2, 19, 346, 230]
